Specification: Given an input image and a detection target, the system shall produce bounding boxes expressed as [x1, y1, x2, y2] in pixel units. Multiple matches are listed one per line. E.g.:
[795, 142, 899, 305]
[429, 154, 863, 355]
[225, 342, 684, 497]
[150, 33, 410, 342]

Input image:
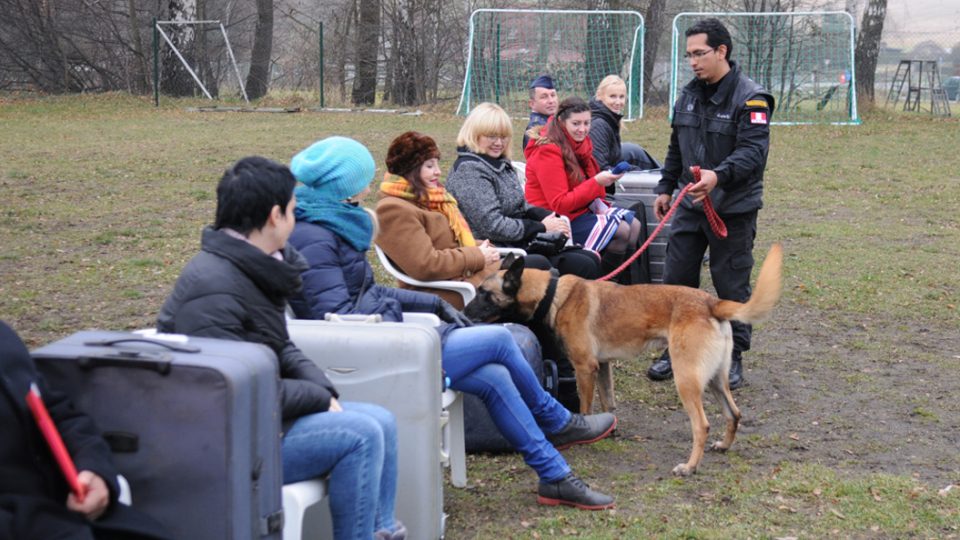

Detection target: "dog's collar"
[531, 270, 559, 323]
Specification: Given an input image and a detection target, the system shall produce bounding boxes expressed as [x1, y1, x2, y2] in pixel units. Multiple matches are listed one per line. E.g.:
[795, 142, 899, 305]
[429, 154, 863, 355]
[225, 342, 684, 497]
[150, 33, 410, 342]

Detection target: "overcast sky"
[884, 0, 960, 36]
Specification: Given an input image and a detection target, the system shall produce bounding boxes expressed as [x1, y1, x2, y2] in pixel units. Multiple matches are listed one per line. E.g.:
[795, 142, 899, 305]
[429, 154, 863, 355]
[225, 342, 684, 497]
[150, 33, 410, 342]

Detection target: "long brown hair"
[535, 97, 591, 185]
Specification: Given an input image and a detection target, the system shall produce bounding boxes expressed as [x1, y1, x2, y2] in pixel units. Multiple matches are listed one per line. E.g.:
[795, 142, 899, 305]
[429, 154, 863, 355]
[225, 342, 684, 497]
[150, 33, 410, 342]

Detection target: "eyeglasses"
[684, 48, 715, 60]
[481, 135, 507, 142]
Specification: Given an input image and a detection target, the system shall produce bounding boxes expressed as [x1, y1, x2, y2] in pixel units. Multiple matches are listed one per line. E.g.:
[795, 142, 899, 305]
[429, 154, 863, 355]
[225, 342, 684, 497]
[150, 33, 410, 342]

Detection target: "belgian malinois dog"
[464, 244, 783, 476]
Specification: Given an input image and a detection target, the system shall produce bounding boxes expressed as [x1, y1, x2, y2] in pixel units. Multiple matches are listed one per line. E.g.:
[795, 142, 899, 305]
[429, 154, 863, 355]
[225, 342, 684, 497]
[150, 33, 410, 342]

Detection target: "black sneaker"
[537, 474, 615, 510]
[729, 351, 745, 390]
[547, 412, 617, 450]
[647, 349, 673, 381]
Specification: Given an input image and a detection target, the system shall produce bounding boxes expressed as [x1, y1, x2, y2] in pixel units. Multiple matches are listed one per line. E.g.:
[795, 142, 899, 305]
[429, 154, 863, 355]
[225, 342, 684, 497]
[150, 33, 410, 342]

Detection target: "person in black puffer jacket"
[589, 75, 661, 197]
[157, 157, 406, 540]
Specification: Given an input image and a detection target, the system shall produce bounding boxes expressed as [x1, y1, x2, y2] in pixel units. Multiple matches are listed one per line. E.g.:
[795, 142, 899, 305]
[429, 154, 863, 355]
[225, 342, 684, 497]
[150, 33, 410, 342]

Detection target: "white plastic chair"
[512, 161, 527, 187]
[282, 478, 328, 540]
[374, 244, 476, 306]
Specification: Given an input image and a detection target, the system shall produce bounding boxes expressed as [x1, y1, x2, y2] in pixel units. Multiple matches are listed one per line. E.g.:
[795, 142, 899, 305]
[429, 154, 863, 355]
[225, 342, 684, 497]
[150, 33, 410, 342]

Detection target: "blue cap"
[529, 74, 555, 90]
[290, 136, 376, 201]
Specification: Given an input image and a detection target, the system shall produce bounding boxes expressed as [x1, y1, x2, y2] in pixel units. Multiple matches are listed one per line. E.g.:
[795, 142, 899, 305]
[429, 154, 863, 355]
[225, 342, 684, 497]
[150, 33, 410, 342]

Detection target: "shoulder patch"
[745, 99, 769, 108]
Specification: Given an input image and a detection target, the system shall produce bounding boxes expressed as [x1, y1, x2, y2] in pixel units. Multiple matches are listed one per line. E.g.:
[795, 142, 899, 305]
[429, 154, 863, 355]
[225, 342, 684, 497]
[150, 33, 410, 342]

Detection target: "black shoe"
[728, 351, 745, 390]
[548, 413, 617, 450]
[647, 350, 673, 381]
[537, 474, 615, 510]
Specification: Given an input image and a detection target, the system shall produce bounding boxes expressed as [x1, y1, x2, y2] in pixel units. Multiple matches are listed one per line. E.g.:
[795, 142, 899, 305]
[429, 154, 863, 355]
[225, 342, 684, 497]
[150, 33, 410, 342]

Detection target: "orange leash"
[596, 166, 727, 282]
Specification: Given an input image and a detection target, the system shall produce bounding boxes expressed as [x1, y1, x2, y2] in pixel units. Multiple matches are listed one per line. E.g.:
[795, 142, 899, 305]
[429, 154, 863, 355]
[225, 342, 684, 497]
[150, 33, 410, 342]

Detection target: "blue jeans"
[443, 325, 572, 482]
[282, 401, 398, 540]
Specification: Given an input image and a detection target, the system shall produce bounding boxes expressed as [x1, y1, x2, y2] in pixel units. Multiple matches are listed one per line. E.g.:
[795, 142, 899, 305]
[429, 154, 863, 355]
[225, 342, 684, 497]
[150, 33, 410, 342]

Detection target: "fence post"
[153, 18, 159, 107]
[319, 21, 325, 108]
[495, 23, 501, 104]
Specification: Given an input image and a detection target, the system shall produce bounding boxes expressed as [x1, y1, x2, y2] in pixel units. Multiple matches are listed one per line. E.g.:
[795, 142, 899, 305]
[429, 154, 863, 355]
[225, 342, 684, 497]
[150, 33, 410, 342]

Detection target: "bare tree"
[854, 0, 886, 104]
[245, 0, 274, 99]
[352, 0, 379, 105]
[642, 0, 666, 105]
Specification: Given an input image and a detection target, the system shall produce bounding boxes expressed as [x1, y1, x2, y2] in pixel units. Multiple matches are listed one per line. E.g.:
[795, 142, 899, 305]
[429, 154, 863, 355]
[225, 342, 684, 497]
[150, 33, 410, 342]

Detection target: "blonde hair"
[595, 75, 626, 100]
[456, 102, 514, 160]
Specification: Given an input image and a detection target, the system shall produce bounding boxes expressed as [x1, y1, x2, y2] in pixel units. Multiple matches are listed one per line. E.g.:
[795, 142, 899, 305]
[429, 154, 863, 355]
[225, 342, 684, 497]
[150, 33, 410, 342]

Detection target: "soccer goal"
[671, 12, 859, 125]
[457, 9, 645, 120]
[154, 19, 248, 104]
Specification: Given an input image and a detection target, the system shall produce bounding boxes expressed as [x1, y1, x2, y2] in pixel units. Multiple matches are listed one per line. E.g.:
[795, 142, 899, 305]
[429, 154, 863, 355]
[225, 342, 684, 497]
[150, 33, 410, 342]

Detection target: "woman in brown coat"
[375, 131, 502, 309]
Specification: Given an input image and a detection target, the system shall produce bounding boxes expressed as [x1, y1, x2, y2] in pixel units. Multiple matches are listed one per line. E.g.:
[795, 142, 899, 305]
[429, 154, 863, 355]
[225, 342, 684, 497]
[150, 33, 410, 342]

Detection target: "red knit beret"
[385, 131, 441, 176]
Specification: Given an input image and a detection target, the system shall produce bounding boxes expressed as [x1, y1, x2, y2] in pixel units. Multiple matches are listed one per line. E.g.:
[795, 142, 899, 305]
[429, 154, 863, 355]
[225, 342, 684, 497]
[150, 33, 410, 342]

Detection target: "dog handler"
[647, 18, 774, 389]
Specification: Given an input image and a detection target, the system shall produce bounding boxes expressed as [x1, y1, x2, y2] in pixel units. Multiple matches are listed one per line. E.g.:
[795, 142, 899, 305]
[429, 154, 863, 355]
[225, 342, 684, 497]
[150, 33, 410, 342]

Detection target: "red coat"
[524, 131, 606, 221]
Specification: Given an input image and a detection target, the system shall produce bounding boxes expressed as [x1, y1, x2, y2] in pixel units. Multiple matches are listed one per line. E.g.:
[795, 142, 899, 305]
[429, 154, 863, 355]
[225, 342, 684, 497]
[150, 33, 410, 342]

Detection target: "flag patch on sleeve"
[750, 111, 768, 124]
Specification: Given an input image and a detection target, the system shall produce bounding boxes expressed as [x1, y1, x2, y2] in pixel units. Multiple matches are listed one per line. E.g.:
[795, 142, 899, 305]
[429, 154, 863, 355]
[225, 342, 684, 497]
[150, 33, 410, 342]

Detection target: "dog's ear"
[502, 255, 526, 296]
[499, 252, 516, 270]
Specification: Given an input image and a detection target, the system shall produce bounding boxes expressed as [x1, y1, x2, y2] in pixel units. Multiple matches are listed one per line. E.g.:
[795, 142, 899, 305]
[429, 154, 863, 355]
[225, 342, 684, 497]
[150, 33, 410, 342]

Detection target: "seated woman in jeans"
[157, 157, 404, 540]
[287, 135, 618, 510]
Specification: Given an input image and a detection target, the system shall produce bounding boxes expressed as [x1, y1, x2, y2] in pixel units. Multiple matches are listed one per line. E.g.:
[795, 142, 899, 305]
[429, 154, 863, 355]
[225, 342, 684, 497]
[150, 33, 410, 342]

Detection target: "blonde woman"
[589, 75, 660, 196]
[446, 102, 600, 279]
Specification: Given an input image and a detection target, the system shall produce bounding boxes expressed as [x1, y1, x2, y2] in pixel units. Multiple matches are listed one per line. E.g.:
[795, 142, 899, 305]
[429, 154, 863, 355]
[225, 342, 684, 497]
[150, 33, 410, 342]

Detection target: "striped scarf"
[379, 172, 476, 247]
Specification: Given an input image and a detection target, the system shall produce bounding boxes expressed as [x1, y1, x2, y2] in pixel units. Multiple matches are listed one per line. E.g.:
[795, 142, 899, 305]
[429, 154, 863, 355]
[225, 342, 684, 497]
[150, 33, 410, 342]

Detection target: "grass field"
[2, 93, 958, 538]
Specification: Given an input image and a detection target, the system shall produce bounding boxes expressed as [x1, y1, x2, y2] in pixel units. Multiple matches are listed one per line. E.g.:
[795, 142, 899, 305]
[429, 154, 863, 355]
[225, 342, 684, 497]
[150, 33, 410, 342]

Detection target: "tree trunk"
[161, 0, 198, 97]
[352, 0, 380, 105]
[126, 0, 149, 94]
[642, 0, 666, 105]
[854, 0, 887, 104]
[245, 0, 273, 100]
[390, 0, 419, 106]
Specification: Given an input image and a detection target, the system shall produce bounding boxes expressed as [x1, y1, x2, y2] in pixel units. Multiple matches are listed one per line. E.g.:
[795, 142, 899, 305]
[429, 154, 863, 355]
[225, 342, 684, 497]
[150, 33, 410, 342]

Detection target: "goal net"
[458, 9, 645, 120]
[671, 12, 859, 125]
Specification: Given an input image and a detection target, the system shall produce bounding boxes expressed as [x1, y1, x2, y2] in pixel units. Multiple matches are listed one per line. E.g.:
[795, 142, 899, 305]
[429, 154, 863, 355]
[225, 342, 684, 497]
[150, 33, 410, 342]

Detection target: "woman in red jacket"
[524, 97, 643, 281]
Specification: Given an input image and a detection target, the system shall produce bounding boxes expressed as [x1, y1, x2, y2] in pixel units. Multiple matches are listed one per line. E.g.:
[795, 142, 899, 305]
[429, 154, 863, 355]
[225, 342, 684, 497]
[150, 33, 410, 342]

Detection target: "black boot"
[537, 473, 615, 510]
[729, 350, 745, 389]
[647, 349, 673, 381]
[600, 251, 628, 283]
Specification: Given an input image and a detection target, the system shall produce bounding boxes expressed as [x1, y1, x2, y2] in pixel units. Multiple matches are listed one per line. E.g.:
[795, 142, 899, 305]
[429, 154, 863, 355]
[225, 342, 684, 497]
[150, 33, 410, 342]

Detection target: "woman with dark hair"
[374, 131, 502, 309]
[293, 134, 618, 510]
[524, 97, 644, 282]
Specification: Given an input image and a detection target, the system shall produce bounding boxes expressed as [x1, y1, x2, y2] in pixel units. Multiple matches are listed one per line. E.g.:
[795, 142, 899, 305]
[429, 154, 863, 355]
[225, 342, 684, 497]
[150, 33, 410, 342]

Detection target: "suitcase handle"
[323, 313, 383, 324]
[78, 354, 173, 375]
[83, 337, 200, 353]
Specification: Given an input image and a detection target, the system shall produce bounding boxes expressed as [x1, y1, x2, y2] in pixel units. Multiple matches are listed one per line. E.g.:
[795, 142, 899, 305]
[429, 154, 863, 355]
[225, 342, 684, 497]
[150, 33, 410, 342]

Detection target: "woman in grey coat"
[446, 102, 600, 280]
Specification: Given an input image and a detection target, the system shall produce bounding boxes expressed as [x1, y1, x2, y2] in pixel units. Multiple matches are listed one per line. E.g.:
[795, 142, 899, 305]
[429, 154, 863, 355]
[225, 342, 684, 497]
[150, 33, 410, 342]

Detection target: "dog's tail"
[711, 243, 783, 324]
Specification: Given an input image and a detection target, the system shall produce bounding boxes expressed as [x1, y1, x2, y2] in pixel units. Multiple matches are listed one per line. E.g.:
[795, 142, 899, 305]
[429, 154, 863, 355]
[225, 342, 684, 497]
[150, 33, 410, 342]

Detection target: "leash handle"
[691, 166, 728, 240]
[597, 166, 727, 282]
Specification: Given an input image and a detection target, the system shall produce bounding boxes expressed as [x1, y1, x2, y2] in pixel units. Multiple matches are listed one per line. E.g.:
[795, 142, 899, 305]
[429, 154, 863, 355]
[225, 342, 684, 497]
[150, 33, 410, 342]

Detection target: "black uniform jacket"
[656, 61, 774, 215]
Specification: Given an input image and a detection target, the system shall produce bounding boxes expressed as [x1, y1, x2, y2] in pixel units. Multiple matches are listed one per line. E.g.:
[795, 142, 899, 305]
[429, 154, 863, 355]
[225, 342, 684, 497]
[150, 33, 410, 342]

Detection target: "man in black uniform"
[647, 18, 774, 389]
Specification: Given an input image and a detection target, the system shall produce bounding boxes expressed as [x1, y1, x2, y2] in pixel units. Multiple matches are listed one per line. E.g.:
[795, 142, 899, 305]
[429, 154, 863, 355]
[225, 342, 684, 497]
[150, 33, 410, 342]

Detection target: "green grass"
[2, 93, 959, 538]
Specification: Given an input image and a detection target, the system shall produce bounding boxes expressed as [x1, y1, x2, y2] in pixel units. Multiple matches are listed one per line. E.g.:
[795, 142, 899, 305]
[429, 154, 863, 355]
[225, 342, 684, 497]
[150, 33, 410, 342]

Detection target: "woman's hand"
[594, 170, 624, 187]
[66, 471, 110, 521]
[328, 397, 343, 412]
[541, 213, 570, 235]
[478, 240, 501, 266]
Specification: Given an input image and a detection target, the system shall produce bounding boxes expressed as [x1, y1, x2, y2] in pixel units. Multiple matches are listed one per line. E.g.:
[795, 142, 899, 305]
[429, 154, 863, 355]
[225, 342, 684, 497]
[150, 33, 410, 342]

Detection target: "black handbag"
[526, 231, 569, 257]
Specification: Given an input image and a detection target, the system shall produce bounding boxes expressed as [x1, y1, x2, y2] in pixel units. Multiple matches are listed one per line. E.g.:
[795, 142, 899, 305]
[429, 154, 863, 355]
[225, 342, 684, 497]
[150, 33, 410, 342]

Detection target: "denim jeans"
[282, 401, 398, 540]
[443, 325, 572, 482]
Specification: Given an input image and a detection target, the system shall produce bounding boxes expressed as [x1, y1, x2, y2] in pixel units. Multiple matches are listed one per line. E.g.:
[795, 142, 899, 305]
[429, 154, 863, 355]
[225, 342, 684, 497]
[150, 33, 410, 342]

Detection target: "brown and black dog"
[464, 244, 783, 476]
